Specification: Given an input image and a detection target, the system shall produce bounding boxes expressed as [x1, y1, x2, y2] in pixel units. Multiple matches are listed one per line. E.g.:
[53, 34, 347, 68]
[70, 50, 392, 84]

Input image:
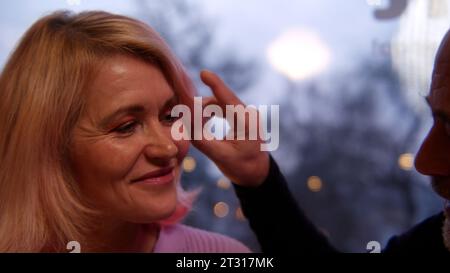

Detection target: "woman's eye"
[113, 121, 137, 134]
[162, 112, 180, 124]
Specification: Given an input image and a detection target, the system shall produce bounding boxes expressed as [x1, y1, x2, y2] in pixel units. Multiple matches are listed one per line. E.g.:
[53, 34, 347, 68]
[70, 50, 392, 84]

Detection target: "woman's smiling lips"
[131, 166, 175, 185]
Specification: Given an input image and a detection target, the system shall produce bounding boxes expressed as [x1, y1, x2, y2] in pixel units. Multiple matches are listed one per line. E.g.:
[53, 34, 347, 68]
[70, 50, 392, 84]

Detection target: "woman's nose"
[415, 123, 450, 176]
[143, 124, 178, 162]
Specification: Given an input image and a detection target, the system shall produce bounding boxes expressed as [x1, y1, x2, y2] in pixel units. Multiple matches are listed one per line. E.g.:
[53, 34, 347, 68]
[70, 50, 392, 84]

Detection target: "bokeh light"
[182, 156, 197, 172]
[267, 28, 331, 81]
[307, 176, 323, 192]
[213, 202, 229, 218]
[217, 177, 231, 190]
[398, 153, 414, 171]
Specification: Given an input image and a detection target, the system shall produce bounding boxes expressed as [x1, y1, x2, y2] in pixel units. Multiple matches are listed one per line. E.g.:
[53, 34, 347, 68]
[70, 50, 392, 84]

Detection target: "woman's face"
[69, 54, 189, 223]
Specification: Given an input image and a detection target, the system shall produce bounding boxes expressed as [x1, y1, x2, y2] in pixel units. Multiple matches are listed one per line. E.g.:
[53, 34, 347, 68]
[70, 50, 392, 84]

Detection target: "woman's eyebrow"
[99, 95, 177, 127]
[162, 95, 179, 110]
[99, 105, 145, 127]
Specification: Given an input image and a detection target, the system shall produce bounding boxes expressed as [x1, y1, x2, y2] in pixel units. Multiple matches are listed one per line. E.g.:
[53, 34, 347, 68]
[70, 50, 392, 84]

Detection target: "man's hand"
[190, 70, 269, 187]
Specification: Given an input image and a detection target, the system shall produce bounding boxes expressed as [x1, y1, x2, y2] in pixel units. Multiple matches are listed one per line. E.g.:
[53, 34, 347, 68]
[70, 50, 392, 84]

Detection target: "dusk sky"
[0, 1, 442, 143]
[0, 0, 399, 104]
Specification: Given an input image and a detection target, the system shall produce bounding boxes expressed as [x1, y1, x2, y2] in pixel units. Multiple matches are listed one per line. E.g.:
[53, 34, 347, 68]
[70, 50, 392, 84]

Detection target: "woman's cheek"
[94, 140, 142, 176]
[175, 139, 190, 162]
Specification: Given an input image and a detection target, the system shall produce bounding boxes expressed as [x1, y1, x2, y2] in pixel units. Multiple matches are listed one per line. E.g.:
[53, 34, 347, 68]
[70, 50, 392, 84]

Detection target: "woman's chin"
[123, 185, 179, 222]
[126, 200, 178, 224]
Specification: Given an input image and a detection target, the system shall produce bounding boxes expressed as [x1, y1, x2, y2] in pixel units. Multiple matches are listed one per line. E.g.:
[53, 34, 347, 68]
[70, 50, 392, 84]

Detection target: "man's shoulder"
[383, 212, 448, 254]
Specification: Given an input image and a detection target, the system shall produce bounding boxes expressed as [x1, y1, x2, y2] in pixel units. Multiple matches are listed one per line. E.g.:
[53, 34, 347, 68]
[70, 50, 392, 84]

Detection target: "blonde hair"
[0, 10, 195, 252]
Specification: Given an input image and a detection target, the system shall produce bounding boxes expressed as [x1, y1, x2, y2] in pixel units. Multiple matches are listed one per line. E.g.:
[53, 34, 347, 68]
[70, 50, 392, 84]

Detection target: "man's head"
[415, 29, 450, 251]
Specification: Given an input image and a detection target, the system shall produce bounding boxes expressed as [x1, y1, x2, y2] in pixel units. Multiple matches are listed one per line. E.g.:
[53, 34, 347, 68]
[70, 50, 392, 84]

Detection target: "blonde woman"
[0, 10, 251, 253]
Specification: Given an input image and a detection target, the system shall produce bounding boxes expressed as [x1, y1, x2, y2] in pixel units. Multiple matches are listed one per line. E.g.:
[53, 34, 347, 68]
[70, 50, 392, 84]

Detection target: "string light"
[398, 153, 414, 171]
[217, 177, 231, 190]
[182, 156, 196, 172]
[213, 202, 229, 218]
[307, 176, 323, 192]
